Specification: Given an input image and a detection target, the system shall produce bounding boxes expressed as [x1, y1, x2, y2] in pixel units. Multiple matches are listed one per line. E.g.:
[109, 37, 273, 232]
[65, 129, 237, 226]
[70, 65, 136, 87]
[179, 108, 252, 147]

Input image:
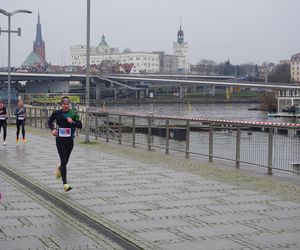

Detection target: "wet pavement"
[0, 127, 300, 250]
[0, 170, 121, 250]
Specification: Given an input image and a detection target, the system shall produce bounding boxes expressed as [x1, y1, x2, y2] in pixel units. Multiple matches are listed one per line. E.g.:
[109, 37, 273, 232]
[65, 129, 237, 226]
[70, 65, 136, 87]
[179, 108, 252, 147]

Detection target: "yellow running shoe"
[16, 138, 19, 143]
[55, 166, 61, 179]
[64, 184, 72, 192]
[22, 138, 27, 143]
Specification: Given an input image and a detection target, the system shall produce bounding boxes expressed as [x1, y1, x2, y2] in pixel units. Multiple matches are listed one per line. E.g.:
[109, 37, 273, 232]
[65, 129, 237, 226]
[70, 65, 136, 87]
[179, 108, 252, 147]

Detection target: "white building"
[173, 25, 190, 73]
[70, 35, 160, 73]
[90, 51, 160, 73]
[71, 35, 119, 60]
[70, 28, 191, 74]
[291, 53, 300, 83]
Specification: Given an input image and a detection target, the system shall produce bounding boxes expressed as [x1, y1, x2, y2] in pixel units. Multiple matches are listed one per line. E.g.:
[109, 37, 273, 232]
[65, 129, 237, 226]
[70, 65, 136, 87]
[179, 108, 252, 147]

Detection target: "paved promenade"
[0, 127, 300, 250]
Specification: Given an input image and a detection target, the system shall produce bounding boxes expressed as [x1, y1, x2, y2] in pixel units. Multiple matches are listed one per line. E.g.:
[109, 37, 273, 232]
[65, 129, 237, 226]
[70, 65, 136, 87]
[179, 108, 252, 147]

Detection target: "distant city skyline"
[0, 0, 299, 67]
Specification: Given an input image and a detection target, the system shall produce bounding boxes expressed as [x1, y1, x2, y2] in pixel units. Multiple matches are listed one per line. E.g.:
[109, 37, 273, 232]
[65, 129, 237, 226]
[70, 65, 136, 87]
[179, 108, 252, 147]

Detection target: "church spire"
[33, 12, 46, 60]
[35, 12, 43, 46]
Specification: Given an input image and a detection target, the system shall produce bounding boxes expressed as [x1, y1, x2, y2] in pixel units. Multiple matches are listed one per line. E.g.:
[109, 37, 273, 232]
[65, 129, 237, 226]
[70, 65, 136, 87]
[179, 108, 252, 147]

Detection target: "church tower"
[33, 12, 46, 60]
[22, 12, 48, 68]
[173, 21, 190, 73]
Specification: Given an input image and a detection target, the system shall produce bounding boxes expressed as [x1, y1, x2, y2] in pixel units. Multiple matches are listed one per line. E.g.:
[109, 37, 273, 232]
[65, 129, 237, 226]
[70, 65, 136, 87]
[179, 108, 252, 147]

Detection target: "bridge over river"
[1, 72, 299, 102]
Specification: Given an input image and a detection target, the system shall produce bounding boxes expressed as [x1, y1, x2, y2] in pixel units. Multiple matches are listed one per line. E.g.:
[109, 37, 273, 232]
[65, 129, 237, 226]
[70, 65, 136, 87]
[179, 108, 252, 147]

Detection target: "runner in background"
[0, 100, 8, 146]
[48, 96, 82, 192]
[14, 100, 27, 143]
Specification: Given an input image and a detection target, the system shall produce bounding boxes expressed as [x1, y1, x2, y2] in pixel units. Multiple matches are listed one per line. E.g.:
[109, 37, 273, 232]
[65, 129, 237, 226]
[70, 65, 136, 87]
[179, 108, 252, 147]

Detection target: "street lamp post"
[0, 9, 32, 123]
[85, 0, 91, 143]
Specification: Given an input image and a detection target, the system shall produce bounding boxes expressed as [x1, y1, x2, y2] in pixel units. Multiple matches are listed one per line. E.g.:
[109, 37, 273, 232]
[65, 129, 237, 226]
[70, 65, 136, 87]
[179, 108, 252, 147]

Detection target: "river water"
[105, 103, 299, 124]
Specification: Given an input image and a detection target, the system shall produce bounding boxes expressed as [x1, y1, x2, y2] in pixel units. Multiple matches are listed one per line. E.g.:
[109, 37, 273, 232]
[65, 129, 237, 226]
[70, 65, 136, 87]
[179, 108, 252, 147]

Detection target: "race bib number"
[0, 115, 6, 120]
[58, 128, 71, 137]
[18, 116, 25, 120]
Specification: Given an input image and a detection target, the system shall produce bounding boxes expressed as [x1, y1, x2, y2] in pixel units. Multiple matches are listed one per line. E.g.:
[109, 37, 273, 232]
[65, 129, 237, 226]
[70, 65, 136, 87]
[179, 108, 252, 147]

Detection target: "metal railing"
[22, 106, 300, 175]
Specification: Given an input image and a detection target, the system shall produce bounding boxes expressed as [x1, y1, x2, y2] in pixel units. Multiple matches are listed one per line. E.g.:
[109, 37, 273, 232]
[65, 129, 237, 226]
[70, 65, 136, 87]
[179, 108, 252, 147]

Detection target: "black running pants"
[56, 138, 74, 184]
[16, 119, 26, 139]
[0, 121, 7, 141]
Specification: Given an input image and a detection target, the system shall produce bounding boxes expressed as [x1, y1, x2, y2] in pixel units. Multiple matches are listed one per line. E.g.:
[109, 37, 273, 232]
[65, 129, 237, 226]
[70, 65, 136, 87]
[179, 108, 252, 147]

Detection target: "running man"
[14, 100, 27, 143]
[48, 96, 82, 192]
[0, 100, 8, 146]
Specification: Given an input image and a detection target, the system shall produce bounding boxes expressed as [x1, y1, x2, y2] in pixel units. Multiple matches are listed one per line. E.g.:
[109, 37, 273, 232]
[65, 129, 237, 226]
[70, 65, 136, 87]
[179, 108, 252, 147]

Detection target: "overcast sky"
[0, 0, 299, 67]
